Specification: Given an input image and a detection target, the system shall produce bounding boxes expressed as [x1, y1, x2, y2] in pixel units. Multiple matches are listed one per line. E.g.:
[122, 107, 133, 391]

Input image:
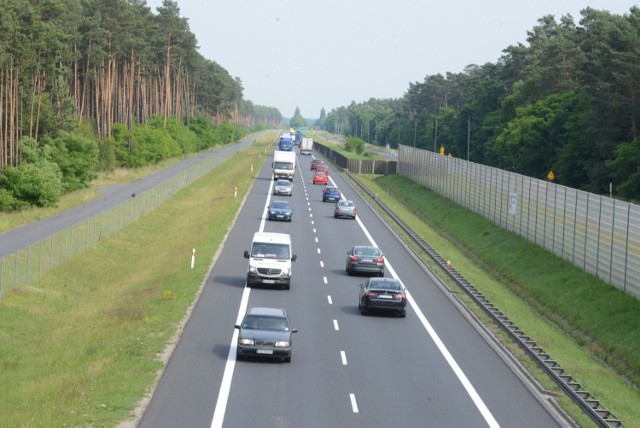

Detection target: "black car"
[358, 277, 407, 317]
[235, 307, 297, 362]
[268, 200, 293, 221]
[346, 245, 385, 276]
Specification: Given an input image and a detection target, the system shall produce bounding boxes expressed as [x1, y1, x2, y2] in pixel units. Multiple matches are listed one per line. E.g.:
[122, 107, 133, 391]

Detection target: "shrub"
[1, 161, 63, 207]
[45, 132, 99, 192]
[345, 136, 365, 154]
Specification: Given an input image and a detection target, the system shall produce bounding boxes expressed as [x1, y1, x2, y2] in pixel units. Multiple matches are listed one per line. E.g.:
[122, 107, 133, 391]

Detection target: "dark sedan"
[346, 245, 385, 276]
[358, 277, 407, 317]
[235, 307, 297, 362]
[268, 200, 293, 221]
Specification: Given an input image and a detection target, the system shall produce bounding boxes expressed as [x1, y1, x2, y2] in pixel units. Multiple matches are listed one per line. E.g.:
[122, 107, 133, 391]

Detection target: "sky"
[146, 0, 637, 119]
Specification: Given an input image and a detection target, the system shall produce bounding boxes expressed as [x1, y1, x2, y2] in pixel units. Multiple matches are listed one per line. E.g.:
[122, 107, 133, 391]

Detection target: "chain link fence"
[398, 144, 640, 299]
[0, 138, 256, 299]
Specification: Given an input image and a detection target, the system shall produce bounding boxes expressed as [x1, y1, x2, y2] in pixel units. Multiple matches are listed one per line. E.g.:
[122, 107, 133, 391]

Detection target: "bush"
[345, 136, 365, 154]
[1, 161, 63, 207]
[45, 132, 99, 192]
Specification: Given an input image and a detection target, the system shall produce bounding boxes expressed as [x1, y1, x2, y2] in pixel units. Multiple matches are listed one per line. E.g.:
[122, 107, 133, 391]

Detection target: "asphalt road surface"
[138, 150, 570, 428]
[0, 137, 256, 257]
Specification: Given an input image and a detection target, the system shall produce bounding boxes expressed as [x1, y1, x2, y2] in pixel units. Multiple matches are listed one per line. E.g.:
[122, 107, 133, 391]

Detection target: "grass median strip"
[356, 173, 640, 426]
[0, 139, 269, 427]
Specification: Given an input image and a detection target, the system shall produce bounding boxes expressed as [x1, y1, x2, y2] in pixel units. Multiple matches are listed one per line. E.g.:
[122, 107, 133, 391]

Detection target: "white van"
[244, 232, 297, 289]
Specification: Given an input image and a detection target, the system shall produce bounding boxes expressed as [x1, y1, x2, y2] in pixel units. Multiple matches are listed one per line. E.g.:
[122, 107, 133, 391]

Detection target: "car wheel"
[236, 351, 243, 361]
[284, 353, 291, 363]
[399, 310, 406, 318]
[378, 271, 384, 277]
[346, 267, 352, 276]
[284, 282, 290, 290]
[360, 305, 367, 315]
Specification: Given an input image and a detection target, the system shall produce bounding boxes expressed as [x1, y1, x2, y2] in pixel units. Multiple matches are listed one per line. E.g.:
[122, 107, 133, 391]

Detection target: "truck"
[272, 150, 296, 181]
[299, 137, 313, 155]
[278, 134, 294, 151]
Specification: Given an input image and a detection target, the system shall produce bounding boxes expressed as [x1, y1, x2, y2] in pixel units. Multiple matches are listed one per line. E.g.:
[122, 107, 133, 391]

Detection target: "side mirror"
[234, 325, 241, 329]
[291, 329, 298, 333]
[271, 162, 275, 168]
[244, 250, 250, 259]
[291, 254, 297, 262]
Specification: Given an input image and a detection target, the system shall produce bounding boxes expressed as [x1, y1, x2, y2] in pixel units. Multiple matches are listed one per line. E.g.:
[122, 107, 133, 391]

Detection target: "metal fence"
[398, 144, 640, 299]
[0, 138, 256, 299]
[313, 141, 397, 175]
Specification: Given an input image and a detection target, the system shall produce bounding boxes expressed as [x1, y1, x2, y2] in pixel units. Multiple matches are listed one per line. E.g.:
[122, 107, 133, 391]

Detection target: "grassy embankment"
[355, 173, 640, 427]
[2, 132, 638, 426]
[0, 137, 271, 426]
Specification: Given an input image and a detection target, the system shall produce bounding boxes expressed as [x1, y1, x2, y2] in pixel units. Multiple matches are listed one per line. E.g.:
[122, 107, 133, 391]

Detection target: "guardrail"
[343, 169, 623, 428]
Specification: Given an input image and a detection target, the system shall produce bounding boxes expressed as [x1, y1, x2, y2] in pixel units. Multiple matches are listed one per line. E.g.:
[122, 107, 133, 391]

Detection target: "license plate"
[363, 258, 373, 263]
[263, 279, 275, 284]
[256, 349, 273, 355]
[378, 294, 393, 299]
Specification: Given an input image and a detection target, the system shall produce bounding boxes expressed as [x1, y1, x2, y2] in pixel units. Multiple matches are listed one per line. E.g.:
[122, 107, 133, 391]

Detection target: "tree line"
[321, 7, 640, 200]
[0, 0, 282, 210]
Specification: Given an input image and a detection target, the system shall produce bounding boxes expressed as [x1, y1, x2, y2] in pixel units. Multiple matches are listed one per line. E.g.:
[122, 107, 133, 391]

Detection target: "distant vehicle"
[313, 171, 328, 185]
[272, 150, 296, 181]
[322, 186, 341, 202]
[315, 164, 329, 176]
[268, 200, 293, 222]
[278, 135, 294, 151]
[244, 232, 297, 289]
[235, 307, 297, 362]
[273, 179, 293, 196]
[311, 159, 325, 170]
[346, 245, 385, 277]
[300, 137, 313, 155]
[358, 278, 407, 317]
[294, 131, 303, 146]
[334, 200, 356, 219]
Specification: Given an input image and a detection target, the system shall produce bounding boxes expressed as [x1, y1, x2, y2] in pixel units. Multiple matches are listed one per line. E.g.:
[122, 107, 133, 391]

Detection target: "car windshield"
[315, 172, 326, 177]
[325, 187, 338, 192]
[251, 243, 290, 259]
[340, 201, 354, 207]
[273, 161, 292, 170]
[354, 247, 380, 256]
[271, 201, 290, 209]
[242, 315, 290, 331]
[370, 280, 402, 291]
[276, 180, 291, 186]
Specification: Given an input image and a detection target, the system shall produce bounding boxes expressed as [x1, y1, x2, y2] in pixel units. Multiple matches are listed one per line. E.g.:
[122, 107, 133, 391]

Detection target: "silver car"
[235, 307, 297, 362]
[273, 179, 293, 196]
[334, 200, 356, 219]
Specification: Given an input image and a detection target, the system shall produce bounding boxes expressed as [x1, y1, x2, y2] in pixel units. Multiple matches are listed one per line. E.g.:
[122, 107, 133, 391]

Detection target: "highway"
[139, 150, 569, 427]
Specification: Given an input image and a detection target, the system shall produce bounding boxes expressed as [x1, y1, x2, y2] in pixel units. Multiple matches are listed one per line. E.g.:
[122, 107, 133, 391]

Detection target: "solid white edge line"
[351, 194, 499, 428]
[211, 175, 274, 428]
[211, 286, 251, 428]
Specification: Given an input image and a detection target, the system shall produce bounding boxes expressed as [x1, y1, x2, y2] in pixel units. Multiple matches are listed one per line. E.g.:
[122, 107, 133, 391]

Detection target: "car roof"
[325, 186, 338, 190]
[247, 307, 287, 317]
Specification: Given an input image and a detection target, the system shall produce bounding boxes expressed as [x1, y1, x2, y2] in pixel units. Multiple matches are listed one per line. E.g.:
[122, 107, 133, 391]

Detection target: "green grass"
[355, 173, 640, 426]
[2, 134, 639, 426]
[311, 133, 387, 161]
[0, 138, 270, 426]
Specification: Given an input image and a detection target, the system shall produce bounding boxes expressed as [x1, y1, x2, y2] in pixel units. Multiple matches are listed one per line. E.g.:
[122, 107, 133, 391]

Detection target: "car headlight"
[249, 265, 256, 273]
[238, 338, 254, 345]
[281, 268, 290, 276]
[270, 211, 276, 215]
[275, 340, 290, 347]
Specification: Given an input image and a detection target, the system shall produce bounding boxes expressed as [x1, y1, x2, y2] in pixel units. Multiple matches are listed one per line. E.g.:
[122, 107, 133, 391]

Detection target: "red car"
[313, 171, 328, 185]
[315, 164, 329, 176]
[311, 159, 325, 170]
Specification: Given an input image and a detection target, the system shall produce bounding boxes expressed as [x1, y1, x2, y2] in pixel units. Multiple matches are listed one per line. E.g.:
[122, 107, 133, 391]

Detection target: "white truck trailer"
[272, 150, 296, 181]
[300, 137, 313, 155]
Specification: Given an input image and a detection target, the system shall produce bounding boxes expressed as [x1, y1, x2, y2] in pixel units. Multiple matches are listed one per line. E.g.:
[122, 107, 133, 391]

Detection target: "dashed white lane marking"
[317, 248, 321, 254]
[349, 394, 359, 413]
[320, 261, 324, 268]
[323, 276, 328, 284]
[327, 295, 332, 305]
[315, 237, 318, 243]
[340, 351, 348, 365]
[333, 320, 339, 331]
[313, 227, 316, 233]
